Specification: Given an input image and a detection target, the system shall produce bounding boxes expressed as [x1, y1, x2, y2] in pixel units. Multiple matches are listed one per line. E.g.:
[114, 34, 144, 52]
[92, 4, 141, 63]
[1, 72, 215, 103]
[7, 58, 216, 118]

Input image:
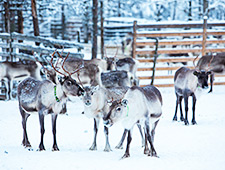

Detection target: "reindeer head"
[50, 50, 85, 97]
[193, 70, 211, 89]
[82, 85, 99, 106]
[103, 99, 128, 127]
[193, 54, 213, 89]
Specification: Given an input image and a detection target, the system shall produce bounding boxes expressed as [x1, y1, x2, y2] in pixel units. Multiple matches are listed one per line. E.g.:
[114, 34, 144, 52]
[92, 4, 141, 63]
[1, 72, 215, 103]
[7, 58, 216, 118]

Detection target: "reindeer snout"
[85, 100, 91, 106]
[103, 119, 112, 127]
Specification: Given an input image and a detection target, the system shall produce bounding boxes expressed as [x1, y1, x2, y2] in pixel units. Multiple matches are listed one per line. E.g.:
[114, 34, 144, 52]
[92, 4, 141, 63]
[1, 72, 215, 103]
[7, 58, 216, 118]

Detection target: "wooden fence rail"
[132, 19, 225, 87]
[0, 32, 84, 99]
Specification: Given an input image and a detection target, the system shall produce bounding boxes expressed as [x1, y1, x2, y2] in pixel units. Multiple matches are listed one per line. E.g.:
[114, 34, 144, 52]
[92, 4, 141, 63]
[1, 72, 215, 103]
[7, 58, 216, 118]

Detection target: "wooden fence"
[132, 19, 225, 87]
[0, 32, 84, 99]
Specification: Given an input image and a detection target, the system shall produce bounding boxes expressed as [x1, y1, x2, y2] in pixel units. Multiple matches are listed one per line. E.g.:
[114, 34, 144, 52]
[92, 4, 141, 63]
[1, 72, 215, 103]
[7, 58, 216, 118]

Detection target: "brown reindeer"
[197, 52, 225, 92]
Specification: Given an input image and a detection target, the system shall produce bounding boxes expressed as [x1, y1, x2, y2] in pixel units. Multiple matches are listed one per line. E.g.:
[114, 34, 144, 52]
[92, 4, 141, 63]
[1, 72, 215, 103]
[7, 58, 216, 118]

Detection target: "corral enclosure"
[104, 18, 225, 87]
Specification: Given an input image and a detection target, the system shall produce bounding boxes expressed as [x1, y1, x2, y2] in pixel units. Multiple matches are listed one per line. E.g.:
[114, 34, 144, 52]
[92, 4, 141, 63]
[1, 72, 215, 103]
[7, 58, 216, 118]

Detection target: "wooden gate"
[132, 19, 225, 87]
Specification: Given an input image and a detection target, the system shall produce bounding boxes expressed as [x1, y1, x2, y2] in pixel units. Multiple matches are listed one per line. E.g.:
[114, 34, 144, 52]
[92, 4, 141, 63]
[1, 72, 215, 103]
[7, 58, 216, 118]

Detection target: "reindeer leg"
[19, 105, 32, 149]
[209, 73, 214, 93]
[179, 96, 184, 121]
[173, 93, 179, 121]
[143, 129, 150, 155]
[115, 129, 127, 149]
[89, 118, 99, 151]
[191, 94, 197, 125]
[137, 123, 145, 147]
[52, 114, 59, 151]
[121, 129, 132, 159]
[151, 120, 159, 143]
[38, 111, 45, 151]
[103, 126, 112, 152]
[184, 95, 189, 125]
[145, 119, 158, 157]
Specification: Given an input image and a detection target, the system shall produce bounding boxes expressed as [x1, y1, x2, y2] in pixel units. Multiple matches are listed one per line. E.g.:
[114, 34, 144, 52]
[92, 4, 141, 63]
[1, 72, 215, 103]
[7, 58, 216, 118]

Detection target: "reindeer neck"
[54, 84, 65, 102]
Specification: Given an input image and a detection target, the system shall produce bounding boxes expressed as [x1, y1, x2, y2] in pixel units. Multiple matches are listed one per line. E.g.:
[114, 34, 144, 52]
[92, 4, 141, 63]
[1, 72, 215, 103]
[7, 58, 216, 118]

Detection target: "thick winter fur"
[17, 76, 84, 151]
[116, 57, 139, 85]
[101, 70, 133, 88]
[103, 85, 163, 159]
[0, 60, 42, 100]
[173, 67, 211, 125]
[82, 85, 130, 151]
[197, 53, 225, 92]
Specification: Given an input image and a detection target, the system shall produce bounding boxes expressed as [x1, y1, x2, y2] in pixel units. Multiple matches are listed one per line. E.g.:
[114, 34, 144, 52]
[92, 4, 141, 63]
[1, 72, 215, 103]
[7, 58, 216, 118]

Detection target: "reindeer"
[0, 59, 42, 100]
[17, 51, 84, 151]
[197, 52, 225, 93]
[101, 70, 133, 88]
[172, 67, 211, 125]
[115, 57, 139, 85]
[82, 85, 145, 152]
[103, 85, 163, 159]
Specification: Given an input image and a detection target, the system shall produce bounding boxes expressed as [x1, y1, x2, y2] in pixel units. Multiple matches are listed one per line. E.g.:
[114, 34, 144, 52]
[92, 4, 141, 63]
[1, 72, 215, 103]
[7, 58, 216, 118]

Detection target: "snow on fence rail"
[131, 19, 225, 87]
[0, 32, 84, 61]
[0, 32, 84, 100]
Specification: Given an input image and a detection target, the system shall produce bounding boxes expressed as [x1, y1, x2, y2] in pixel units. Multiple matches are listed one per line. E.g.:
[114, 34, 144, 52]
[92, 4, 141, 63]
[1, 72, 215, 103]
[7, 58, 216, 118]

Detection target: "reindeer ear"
[121, 99, 128, 106]
[193, 71, 199, 76]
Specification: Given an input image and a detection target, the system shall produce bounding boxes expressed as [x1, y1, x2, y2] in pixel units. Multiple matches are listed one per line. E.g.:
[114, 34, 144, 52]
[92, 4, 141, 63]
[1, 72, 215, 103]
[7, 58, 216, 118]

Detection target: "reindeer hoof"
[104, 147, 112, 152]
[89, 145, 97, 151]
[148, 150, 158, 157]
[121, 153, 130, 159]
[180, 117, 184, 121]
[115, 145, 123, 150]
[37, 148, 45, 151]
[184, 120, 189, 125]
[192, 120, 197, 125]
[144, 149, 150, 155]
[172, 116, 177, 121]
[38, 144, 46, 151]
[52, 145, 60, 151]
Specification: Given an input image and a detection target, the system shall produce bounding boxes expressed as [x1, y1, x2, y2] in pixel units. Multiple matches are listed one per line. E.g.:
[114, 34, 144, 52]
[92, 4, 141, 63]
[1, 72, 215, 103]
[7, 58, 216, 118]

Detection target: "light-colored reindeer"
[173, 66, 211, 125]
[103, 85, 163, 159]
[0, 59, 42, 100]
[17, 51, 84, 151]
[82, 85, 145, 152]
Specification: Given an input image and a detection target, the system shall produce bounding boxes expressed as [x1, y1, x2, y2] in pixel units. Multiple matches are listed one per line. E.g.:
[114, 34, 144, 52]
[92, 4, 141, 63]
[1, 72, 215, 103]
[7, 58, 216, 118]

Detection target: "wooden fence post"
[132, 20, 137, 58]
[100, 0, 104, 59]
[202, 16, 207, 56]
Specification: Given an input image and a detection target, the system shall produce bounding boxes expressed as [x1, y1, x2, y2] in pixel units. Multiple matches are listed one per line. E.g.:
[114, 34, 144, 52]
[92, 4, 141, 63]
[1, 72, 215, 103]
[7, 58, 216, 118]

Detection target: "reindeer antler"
[51, 50, 84, 77]
[193, 54, 200, 68]
[207, 53, 215, 71]
[50, 50, 68, 76]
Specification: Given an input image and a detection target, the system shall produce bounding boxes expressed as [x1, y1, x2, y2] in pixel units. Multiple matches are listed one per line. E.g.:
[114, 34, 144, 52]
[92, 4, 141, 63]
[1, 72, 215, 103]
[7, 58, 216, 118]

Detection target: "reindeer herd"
[1, 50, 225, 159]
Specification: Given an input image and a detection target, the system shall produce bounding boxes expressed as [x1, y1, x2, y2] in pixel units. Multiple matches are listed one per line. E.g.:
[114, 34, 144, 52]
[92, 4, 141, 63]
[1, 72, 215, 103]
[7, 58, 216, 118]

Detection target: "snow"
[0, 85, 225, 170]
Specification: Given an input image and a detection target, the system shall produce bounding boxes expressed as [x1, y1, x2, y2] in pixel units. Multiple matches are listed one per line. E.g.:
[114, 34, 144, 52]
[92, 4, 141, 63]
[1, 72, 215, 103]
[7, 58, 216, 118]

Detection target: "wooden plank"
[136, 48, 202, 55]
[136, 48, 225, 55]
[137, 66, 195, 71]
[136, 31, 225, 38]
[136, 39, 225, 46]
[140, 84, 174, 87]
[138, 57, 199, 63]
[138, 74, 225, 80]
[140, 82, 225, 88]
[137, 22, 225, 29]
[138, 75, 174, 80]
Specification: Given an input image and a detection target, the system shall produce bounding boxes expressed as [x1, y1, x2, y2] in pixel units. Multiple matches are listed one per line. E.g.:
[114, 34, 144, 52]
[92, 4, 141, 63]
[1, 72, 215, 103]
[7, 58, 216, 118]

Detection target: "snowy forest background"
[1, 0, 225, 44]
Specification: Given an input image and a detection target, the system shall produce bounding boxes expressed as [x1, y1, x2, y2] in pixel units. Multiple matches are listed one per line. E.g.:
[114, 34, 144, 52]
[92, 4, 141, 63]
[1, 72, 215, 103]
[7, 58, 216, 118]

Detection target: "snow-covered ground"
[0, 85, 225, 170]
